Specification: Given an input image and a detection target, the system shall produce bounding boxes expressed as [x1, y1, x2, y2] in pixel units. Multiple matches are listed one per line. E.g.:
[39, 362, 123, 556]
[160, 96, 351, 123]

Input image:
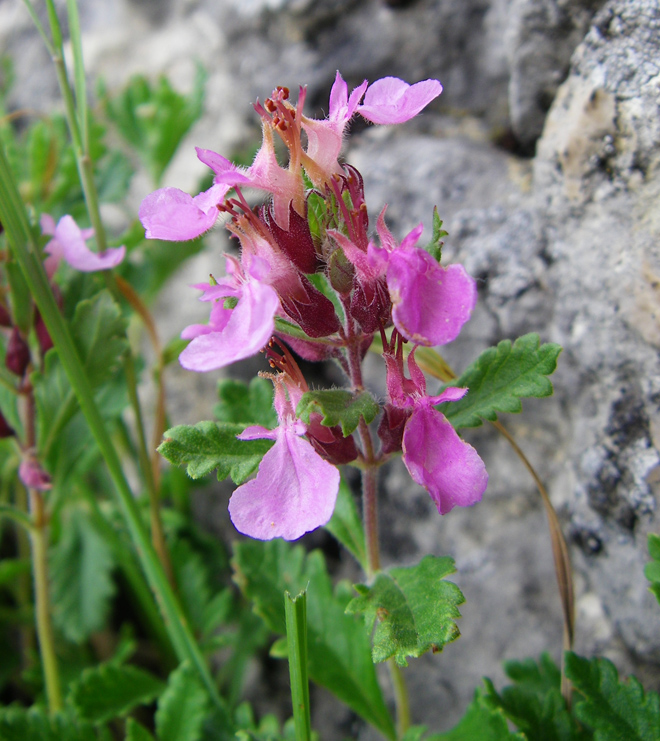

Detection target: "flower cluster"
[140, 73, 488, 540]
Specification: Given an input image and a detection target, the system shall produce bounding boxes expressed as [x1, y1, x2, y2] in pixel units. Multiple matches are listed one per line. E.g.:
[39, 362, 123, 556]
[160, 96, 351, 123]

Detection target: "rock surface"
[4, 0, 660, 734]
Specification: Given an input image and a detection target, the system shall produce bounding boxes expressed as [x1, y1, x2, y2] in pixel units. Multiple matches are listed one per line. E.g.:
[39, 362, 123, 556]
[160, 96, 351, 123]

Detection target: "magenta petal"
[228, 427, 339, 540]
[402, 404, 488, 515]
[179, 278, 279, 371]
[139, 186, 222, 241]
[388, 252, 477, 346]
[46, 215, 125, 272]
[357, 77, 442, 124]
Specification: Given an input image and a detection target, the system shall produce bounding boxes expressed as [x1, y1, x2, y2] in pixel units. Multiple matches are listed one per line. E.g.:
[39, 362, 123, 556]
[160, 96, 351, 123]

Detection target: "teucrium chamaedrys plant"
[147, 74, 489, 549]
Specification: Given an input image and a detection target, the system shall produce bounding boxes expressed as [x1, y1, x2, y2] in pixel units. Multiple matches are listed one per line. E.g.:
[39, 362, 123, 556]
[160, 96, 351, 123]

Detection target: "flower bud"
[260, 202, 319, 274]
[377, 404, 411, 455]
[6, 328, 30, 377]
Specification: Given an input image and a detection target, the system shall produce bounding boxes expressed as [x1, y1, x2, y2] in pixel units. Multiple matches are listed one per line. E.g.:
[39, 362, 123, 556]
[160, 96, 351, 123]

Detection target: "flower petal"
[228, 427, 339, 540]
[388, 252, 477, 346]
[45, 215, 125, 272]
[139, 185, 227, 241]
[357, 77, 442, 125]
[179, 277, 279, 371]
[402, 403, 488, 515]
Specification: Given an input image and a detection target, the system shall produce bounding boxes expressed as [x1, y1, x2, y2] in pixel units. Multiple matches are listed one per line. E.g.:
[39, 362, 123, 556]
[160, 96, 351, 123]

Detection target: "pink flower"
[41, 215, 125, 273]
[302, 72, 442, 185]
[228, 376, 339, 540]
[385, 348, 488, 515]
[179, 255, 280, 372]
[372, 211, 477, 346]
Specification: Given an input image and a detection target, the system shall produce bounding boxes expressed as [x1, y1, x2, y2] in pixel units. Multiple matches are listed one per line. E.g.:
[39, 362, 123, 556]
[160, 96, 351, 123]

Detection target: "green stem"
[284, 590, 312, 741]
[28, 486, 62, 713]
[42, 0, 108, 252]
[388, 660, 411, 738]
[0, 144, 228, 722]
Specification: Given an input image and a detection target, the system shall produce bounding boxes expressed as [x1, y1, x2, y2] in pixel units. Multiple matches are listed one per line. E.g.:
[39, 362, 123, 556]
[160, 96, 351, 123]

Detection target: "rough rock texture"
[3, 0, 660, 734]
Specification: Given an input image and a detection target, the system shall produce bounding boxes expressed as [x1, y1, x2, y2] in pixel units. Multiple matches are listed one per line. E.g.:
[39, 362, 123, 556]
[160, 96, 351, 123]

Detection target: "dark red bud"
[350, 277, 391, 334]
[306, 416, 358, 465]
[377, 404, 411, 455]
[6, 328, 30, 377]
[260, 202, 320, 274]
[281, 275, 341, 338]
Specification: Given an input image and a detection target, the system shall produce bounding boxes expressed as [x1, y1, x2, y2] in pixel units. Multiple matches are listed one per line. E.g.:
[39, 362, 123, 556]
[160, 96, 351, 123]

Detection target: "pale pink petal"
[402, 403, 488, 515]
[179, 278, 279, 371]
[228, 427, 339, 540]
[357, 77, 442, 125]
[45, 215, 125, 272]
[139, 185, 228, 241]
[388, 252, 477, 346]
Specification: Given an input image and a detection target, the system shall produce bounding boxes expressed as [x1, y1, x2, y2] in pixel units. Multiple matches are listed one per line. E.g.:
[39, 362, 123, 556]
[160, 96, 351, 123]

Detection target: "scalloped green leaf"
[232, 540, 395, 740]
[566, 651, 660, 740]
[346, 555, 464, 667]
[296, 389, 379, 436]
[437, 333, 562, 429]
[481, 654, 584, 740]
[69, 663, 165, 724]
[427, 687, 525, 740]
[158, 421, 273, 484]
[0, 707, 100, 741]
[49, 509, 116, 644]
[155, 662, 209, 741]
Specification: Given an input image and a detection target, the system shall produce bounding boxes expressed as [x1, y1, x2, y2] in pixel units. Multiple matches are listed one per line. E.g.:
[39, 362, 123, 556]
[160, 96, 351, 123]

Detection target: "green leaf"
[437, 334, 562, 429]
[422, 207, 448, 262]
[69, 663, 165, 724]
[49, 509, 116, 644]
[324, 477, 367, 570]
[346, 555, 464, 667]
[101, 66, 206, 186]
[155, 662, 210, 741]
[566, 651, 660, 740]
[0, 707, 100, 741]
[482, 654, 584, 740]
[125, 719, 155, 741]
[232, 540, 395, 740]
[296, 389, 379, 436]
[96, 150, 133, 203]
[158, 420, 273, 484]
[427, 687, 525, 740]
[214, 377, 277, 428]
[33, 289, 128, 451]
[645, 533, 660, 605]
